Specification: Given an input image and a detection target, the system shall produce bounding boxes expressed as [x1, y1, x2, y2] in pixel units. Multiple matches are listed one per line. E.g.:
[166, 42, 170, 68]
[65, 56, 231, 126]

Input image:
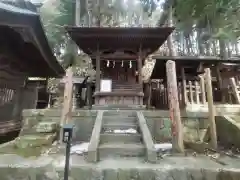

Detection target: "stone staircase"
[98, 111, 145, 159]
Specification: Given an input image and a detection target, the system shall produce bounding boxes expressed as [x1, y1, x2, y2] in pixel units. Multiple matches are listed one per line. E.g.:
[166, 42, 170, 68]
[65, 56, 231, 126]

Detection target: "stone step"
[100, 133, 142, 144]
[90, 105, 146, 110]
[103, 111, 136, 116]
[98, 142, 145, 158]
[102, 116, 137, 123]
[102, 123, 139, 133]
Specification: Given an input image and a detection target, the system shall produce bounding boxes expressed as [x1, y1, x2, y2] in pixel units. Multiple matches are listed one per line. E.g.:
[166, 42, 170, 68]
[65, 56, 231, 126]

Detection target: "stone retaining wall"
[143, 111, 209, 143]
[21, 109, 209, 144]
[22, 109, 97, 142]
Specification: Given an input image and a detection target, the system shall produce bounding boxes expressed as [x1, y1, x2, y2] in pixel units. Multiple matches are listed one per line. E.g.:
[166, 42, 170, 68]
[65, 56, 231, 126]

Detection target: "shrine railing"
[151, 76, 240, 110]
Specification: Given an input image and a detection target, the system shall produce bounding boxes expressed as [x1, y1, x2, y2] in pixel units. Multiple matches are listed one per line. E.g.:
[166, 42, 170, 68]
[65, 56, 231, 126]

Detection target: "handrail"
[87, 110, 103, 162]
[136, 112, 157, 163]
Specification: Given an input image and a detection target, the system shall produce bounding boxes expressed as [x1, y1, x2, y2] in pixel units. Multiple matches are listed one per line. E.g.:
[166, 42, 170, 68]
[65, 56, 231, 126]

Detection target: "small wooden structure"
[0, 2, 64, 135]
[66, 27, 173, 106]
[150, 56, 240, 109]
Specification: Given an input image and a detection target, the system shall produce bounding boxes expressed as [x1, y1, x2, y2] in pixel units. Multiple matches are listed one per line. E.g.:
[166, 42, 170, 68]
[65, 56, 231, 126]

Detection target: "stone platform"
[1, 109, 240, 179]
[0, 153, 240, 180]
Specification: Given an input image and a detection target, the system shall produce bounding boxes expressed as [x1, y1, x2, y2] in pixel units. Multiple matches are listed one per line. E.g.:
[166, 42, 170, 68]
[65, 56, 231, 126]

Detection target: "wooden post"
[195, 81, 200, 104]
[47, 93, 52, 108]
[86, 82, 93, 109]
[138, 46, 143, 90]
[229, 77, 240, 104]
[200, 75, 206, 104]
[95, 49, 100, 92]
[147, 81, 152, 109]
[166, 60, 184, 152]
[60, 67, 73, 143]
[166, 6, 184, 153]
[215, 65, 224, 102]
[181, 67, 188, 105]
[205, 68, 217, 149]
[189, 81, 194, 104]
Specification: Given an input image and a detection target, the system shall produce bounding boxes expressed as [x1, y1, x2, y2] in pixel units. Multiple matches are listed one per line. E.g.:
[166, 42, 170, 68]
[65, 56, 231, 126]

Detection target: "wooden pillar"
[60, 67, 73, 143]
[95, 50, 101, 92]
[166, 60, 184, 152]
[138, 46, 143, 89]
[86, 82, 93, 109]
[215, 64, 224, 103]
[199, 75, 206, 104]
[195, 81, 200, 104]
[189, 81, 193, 103]
[205, 68, 217, 149]
[33, 83, 39, 108]
[147, 81, 152, 109]
[47, 93, 52, 108]
[181, 67, 188, 105]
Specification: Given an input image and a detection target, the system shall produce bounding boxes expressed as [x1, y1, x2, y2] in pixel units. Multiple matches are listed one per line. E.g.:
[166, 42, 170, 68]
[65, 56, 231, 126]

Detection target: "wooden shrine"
[0, 1, 64, 135]
[66, 27, 173, 106]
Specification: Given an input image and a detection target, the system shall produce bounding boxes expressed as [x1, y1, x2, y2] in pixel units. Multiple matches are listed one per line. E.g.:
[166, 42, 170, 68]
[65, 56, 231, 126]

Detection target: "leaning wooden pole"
[59, 67, 74, 143]
[166, 6, 184, 153]
[204, 68, 217, 149]
[166, 60, 184, 152]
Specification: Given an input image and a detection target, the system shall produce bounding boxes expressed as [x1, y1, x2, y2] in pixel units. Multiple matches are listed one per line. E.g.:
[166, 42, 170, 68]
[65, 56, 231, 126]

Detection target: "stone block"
[14, 134, 56, 149]
[35, 122, 59, 133]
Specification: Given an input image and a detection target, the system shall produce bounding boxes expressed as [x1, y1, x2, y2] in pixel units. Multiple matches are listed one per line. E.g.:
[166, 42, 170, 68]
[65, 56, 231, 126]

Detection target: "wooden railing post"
[194, 81, 200, 104]
[189, 81, 194, 104]
[60, 67, 73, 143]
[199, 75, 206, 104]
[181, 67, 188, 105]
[205, 68, 217, 149]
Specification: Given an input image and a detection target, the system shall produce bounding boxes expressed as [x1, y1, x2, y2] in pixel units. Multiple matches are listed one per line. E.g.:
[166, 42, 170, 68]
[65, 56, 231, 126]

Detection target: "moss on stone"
[0, 134, 56, 157]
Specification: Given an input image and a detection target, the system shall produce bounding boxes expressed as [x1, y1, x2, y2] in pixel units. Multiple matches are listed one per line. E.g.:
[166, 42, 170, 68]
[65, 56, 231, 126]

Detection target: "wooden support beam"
[204, 68, 217, 149]
[60, 67, 73, 143]
[166, 60, 184, 153]
[229, 77, 240, 104]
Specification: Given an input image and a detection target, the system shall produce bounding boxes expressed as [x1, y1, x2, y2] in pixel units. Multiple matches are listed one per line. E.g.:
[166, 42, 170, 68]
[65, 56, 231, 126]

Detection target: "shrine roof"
[66, 26, 174, 56]
[150, 56, 240, 79]
[0, 2, 65, 77]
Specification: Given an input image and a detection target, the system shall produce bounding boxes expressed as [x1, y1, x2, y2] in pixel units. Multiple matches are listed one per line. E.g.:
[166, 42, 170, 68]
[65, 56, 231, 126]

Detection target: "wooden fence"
[0, 53, 26, 135]
[151, 76, 240, 109]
